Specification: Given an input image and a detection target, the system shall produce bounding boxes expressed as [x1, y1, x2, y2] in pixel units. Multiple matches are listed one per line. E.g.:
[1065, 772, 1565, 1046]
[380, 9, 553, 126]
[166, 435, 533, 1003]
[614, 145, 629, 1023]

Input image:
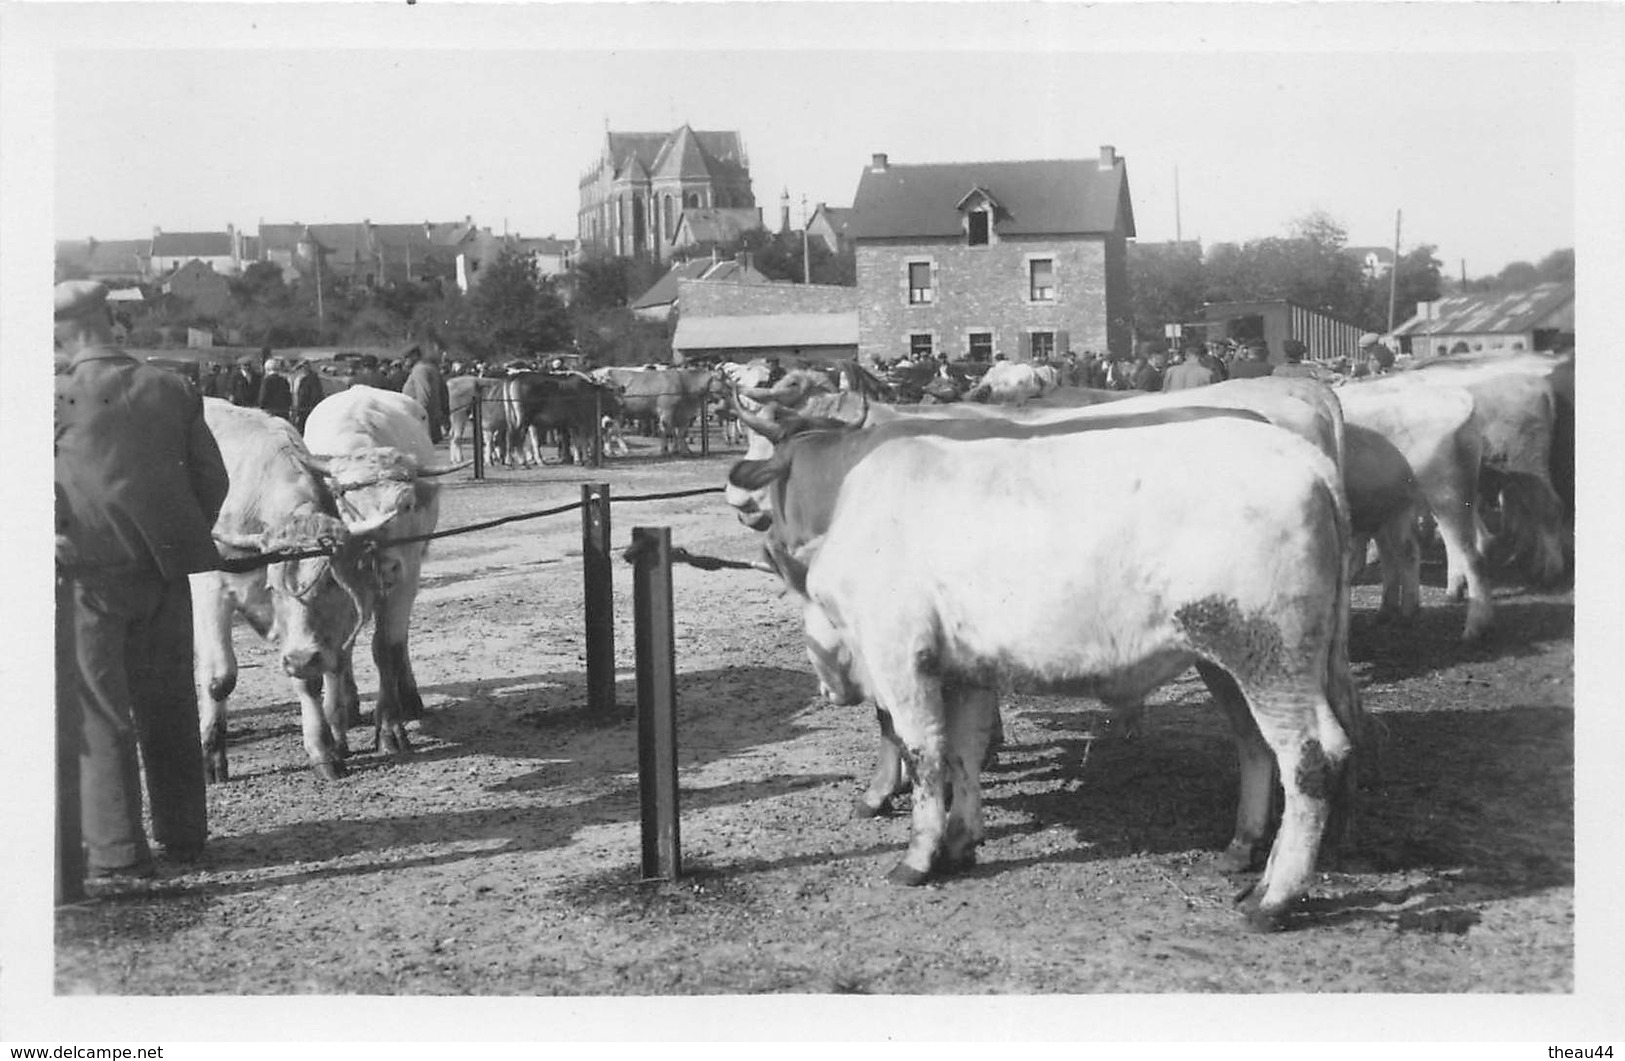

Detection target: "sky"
[44, 5, 1581, 278]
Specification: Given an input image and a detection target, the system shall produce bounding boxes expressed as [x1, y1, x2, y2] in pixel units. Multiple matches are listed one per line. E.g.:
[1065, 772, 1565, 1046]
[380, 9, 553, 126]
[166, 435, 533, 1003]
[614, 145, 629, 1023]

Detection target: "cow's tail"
[1316, 462, 1369, 859]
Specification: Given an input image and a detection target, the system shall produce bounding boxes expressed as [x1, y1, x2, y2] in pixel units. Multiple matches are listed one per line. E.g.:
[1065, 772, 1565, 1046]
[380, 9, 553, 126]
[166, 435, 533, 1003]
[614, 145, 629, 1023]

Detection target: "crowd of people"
[877, 332, 1400, 396]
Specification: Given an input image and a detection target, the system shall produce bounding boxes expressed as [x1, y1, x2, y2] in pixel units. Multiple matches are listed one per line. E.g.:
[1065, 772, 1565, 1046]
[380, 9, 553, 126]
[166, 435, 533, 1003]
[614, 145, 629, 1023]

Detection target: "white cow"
[303, 385, 466, 757]
[731, 413, 1364, 930]
[190, 399, 386, 780]
[964, 361, 1055, 405]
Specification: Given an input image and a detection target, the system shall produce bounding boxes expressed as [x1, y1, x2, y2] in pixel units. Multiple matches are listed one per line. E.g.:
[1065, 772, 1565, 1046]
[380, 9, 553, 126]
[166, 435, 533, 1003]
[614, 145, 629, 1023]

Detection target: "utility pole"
[314, 242, 324, 325]
[1386, 209, 1402, 333]
[1174, 165, 1183, 245]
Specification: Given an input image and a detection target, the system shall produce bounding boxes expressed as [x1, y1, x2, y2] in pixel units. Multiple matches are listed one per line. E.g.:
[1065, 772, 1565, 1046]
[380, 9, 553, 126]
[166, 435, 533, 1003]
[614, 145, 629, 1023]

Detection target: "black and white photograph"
[3, 0, 1622, 1047]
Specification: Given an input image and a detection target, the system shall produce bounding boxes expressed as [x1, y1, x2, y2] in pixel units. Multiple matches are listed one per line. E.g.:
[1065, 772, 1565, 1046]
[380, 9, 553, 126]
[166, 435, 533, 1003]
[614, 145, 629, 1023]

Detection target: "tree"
[1128, 242, 1205, 341]
[466, 247, 571, 360]
[1385, 244, 1445, 329]
[1536, 247, 1574, 283]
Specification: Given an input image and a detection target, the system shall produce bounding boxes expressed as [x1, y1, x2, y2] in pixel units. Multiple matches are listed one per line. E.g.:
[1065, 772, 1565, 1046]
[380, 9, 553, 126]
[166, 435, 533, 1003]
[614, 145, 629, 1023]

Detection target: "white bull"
[731, 415, 1364, 930]
[190, 399, 385, 780]
[304, 385, 466, 758]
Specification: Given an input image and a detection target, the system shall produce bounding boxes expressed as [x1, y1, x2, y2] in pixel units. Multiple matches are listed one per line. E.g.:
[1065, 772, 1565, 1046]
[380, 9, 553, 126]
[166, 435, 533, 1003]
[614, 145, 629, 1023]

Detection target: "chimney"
[1099, 145, 1117, 170]
[780, 188, 790, 234]
[870, 153, 889, 172]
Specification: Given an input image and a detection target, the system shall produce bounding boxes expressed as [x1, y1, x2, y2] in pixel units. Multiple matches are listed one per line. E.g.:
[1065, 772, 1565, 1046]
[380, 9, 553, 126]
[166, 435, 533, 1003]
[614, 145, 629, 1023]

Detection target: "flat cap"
[1282, 339, 1308, 357]
[54, 280, 110, 320]
[1359, 332, 1381, 347]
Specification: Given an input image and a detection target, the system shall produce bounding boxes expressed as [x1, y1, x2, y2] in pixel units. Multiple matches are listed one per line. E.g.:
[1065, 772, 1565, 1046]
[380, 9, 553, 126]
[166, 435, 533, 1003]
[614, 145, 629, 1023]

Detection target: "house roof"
[629, 257, 770, 310]
[810, 205, 853, 238]
[672, 311, 859, 352]
[1392, 282, 1575, 338]
[852, 156, 1134, 240]
[58, 238, 151, 278]
[673, 208, 763, 246]
[151, 231, 234, 258]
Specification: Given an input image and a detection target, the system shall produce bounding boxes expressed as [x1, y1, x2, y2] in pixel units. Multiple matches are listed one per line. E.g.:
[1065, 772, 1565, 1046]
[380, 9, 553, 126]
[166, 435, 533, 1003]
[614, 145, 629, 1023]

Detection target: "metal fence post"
[471, 386, 485, 481]
[631, 525, 680, 880]
[582, 483, 614, 715]
[700, 394, 710, 457]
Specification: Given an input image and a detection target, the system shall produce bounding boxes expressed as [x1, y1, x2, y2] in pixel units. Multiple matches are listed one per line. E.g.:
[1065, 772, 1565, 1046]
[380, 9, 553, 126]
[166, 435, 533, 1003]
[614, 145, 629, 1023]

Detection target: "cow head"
[306, 447, 467, 536]
[215, 511, 379, 680]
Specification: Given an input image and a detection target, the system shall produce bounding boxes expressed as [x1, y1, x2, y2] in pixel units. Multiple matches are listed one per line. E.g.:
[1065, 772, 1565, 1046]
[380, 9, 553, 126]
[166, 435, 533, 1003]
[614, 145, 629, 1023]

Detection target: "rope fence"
[215, 485, 730, 573]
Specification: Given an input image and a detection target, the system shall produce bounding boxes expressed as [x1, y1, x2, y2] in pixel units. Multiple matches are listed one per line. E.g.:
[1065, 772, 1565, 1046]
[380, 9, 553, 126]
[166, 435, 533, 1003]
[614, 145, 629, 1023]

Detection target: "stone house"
[805, 203, 854, 255]
[149, 227, 249, 277]
[851, 146, 1136, 364]
[162, 259, 231, 317]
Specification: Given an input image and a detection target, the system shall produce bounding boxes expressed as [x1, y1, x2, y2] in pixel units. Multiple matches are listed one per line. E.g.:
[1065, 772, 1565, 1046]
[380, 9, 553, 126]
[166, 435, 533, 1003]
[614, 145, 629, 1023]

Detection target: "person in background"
[383, 357, 409, 392]
[257, 357, 292, 419]
[1199, 342, 1229, 383]
[1358, 333, 1396, 377]
[1132, 349, 1167, 392]
[351, 353, 387, 390]
[1228, 340, 1276, 379]
[1162, 343, 1217, 391]
[226, 357, 257, 406]
[1271, 339, 1323, 380]
[289, 358, 325, 433]
[403, 345, 452, 443]
[53, 281, 228, 892]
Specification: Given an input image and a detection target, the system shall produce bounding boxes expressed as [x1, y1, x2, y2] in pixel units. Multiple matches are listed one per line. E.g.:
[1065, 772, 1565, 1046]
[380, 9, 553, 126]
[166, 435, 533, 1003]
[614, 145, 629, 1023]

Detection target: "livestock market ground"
[51, 433, 1580, 1029]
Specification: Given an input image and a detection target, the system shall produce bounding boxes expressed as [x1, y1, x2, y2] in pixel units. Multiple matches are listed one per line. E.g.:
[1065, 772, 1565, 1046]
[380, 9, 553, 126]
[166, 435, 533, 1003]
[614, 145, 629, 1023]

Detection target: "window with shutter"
[908, 261, 933, 304]
[1029, 258, 1055, 302]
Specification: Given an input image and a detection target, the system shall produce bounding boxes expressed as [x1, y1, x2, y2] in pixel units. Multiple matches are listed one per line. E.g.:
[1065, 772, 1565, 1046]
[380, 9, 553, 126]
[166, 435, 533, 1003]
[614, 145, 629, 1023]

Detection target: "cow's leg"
[189, 574, 238, 784]
[1373, 504, 1422, 625]
[320, 671, 352, 763]
[856, 706, 908, 819]
[1195, 661, 1274, 873]
[1234, 684, 1352, 931]
[371, 544, 425, 757]
[940, 683, 997, 870]
[333, 643, 362, 729]
[1435, 504, 1494, 641]
[870, 674, 949, 886]
[295, 673, 345, 781]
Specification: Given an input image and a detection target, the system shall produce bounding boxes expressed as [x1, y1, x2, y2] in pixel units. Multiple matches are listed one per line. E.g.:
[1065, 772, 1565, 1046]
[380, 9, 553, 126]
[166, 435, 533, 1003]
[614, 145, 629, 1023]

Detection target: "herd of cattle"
[192, 349, 1573, 931]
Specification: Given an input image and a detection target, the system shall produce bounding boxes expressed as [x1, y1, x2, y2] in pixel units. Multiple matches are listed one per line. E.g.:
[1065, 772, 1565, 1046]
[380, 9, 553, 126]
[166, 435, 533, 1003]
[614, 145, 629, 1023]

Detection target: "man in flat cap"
[54, 280, 229, 893]
[1228, 339, 1275, 379]
[256, 355, 292, 420]
[288, 358, 325, 434]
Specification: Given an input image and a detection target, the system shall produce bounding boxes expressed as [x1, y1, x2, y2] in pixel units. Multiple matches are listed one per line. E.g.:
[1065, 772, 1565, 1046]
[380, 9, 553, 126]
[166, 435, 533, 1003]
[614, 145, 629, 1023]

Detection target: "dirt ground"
[54, 434, 1575, 1003]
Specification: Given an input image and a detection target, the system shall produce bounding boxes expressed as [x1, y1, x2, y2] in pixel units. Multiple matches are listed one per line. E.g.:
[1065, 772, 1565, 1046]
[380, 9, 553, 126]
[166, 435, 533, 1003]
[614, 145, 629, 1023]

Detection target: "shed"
[672, 312, 859, 363]
[1391, 282, 1574, 357]
[1202, 299, 1368, 363]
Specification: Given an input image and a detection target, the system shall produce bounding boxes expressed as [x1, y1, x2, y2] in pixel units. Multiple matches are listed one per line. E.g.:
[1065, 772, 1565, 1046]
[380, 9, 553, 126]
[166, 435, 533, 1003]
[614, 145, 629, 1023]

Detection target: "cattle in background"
[729, 413, 1362, 929]
[599, 366, 721, 456]
[1338, 376, 1493, 640]
[1407, 351, 1572, 584]
[447, 376, 538, 468]
[964, 361, 1058, 405]
[191, 399, 385, 781]
[303, 385, 467, 760]
[503, 371, 618, 466]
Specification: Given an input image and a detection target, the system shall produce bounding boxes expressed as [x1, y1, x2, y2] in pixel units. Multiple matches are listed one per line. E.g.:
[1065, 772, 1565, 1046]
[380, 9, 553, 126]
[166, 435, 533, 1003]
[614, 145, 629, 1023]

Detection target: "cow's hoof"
[853, 795, 895, 819]
[1232, 879, 1261, 906]
[313, 760, 347, 781]
[381, 733, 414, 758]
[1240, 905, 1288, 934]
[1217, 842, 1260, 874]
[885, 863, 932, 887]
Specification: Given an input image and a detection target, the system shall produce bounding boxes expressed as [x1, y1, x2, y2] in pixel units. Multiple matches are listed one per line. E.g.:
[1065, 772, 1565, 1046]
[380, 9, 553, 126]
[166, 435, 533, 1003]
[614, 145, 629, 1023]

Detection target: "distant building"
[1391, 281, 1574, 356]
[629, 255, 772, 323]
[671, 279, 857, 364]
[149, 226, 249, 277]
[578, 125, 759, 262]
[1344, 245, 1396, 278]
[256, 219, 476, 286]
[851, 146, 1137, 363]
[1203, 298, 1367, 363]
[162, 259, 231, 318]
[55, 238, 150, 283]
[805, 203, 854, 255]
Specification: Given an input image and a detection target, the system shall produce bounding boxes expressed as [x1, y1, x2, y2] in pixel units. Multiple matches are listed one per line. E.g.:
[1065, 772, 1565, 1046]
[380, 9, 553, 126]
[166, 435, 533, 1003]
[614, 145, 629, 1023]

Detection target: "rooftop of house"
[851, 151, 1135, 240]
[630, 257, 770, 310]
[151, 231, 235, 258]
[1393, 281, 1575, 338]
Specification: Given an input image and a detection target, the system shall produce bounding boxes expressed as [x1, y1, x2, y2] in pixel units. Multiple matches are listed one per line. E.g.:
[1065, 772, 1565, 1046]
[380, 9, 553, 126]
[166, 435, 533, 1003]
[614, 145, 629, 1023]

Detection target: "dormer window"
[956, 186, 1002, 247]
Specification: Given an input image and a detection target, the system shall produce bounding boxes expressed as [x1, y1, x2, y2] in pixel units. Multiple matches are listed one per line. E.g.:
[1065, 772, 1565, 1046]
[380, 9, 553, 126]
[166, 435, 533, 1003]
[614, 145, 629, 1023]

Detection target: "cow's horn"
[418, 459, 473, 477]
[346, 510, 397, 537]
[213, 529, 265, 551]
[732, 401, 784, 443]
